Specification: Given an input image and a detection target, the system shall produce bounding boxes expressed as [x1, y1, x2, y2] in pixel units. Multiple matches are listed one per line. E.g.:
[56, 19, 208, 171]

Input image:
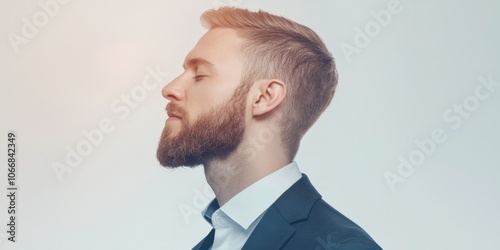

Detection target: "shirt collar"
[202, 161, 302, 230]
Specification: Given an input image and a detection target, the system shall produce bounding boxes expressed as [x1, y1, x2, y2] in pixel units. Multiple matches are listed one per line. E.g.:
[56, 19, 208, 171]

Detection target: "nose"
[161, 75, 185, 102]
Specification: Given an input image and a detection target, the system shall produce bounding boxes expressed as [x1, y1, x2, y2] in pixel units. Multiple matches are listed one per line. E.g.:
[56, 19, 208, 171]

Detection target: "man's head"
[157, 7, 337, 168]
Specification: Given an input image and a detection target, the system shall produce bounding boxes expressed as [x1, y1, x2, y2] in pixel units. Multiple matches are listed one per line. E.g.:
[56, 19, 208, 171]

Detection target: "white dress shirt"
[202, 161, 302, 250]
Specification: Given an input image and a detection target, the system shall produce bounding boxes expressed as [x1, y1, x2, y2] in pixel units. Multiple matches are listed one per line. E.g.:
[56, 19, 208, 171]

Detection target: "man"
[157, 7, 382, 250]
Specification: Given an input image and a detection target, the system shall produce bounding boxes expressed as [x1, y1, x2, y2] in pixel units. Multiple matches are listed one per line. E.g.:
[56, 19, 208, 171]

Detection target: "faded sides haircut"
[201, 7, 338, 160]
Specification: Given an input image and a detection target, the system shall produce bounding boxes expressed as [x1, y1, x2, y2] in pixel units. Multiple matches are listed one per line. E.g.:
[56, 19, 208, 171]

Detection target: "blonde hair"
[201, 7, 338, 160]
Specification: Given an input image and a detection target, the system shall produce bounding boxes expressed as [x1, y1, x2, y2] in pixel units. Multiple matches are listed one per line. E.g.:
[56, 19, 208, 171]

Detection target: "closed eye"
[194, 75, 208, 81]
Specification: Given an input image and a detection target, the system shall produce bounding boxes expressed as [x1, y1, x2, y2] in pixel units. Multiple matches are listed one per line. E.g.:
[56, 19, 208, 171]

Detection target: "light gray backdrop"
[1, 0, 499, 249]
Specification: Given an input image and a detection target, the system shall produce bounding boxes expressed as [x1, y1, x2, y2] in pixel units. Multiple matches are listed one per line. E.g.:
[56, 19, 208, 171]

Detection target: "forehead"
[183, 28, 245, 69]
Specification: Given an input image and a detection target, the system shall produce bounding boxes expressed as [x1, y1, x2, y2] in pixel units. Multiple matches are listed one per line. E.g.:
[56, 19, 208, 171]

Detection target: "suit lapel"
[242, 174, 321, 249]
[192, 175, 322, 249]
[191, 229, 214, 250]
[242, 205, 295, 250]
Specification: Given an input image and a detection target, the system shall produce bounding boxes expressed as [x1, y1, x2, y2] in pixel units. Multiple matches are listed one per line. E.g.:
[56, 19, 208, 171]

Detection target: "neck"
[203, 142, 289, 206]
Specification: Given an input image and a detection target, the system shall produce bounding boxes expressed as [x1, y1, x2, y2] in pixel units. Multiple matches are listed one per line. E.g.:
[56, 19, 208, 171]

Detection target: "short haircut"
[201, 7, 338, 160]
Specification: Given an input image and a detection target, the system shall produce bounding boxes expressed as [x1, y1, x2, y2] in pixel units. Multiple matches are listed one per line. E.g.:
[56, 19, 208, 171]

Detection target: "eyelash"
[194, 75, 207, 81]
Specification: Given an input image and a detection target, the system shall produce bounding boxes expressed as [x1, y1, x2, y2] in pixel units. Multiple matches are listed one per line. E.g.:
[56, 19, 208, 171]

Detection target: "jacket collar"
[192, 174, 321, 250]
[242, 174, 321, 249]
[193, 229, 214, 250]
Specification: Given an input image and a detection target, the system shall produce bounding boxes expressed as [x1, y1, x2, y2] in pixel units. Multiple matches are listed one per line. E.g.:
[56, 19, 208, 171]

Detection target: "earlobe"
[252, 79, 286, 116]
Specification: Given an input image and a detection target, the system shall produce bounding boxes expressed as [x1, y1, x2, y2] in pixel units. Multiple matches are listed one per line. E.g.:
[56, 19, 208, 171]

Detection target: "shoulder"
[284, 199, 382, 250]
[270, 174, 382, 249]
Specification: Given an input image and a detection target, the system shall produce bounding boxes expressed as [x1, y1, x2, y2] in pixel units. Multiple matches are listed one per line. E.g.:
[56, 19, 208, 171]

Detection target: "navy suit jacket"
[193, 174, 382, 250]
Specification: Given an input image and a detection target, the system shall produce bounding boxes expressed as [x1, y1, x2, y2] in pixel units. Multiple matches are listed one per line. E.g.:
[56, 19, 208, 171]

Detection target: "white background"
[1, 0, 499, 249]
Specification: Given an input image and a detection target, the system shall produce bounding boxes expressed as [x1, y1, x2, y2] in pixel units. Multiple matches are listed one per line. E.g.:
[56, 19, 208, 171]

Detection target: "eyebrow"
[183, 57, 216, 72]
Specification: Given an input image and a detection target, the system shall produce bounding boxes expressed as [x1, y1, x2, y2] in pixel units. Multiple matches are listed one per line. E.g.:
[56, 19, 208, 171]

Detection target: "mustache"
[166, 103, 187, 117]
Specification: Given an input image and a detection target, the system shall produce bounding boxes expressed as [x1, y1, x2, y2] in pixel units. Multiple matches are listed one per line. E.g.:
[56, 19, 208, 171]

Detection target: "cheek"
[188, 85, 237, 113]
[185, 89, 222, 121]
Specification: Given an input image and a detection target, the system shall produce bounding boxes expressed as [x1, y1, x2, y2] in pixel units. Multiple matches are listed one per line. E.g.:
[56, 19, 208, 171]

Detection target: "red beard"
[157, 83, 249, 168]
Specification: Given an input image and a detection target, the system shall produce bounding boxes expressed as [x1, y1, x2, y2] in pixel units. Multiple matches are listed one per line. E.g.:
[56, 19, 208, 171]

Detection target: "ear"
[251, 79, 286, 116]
